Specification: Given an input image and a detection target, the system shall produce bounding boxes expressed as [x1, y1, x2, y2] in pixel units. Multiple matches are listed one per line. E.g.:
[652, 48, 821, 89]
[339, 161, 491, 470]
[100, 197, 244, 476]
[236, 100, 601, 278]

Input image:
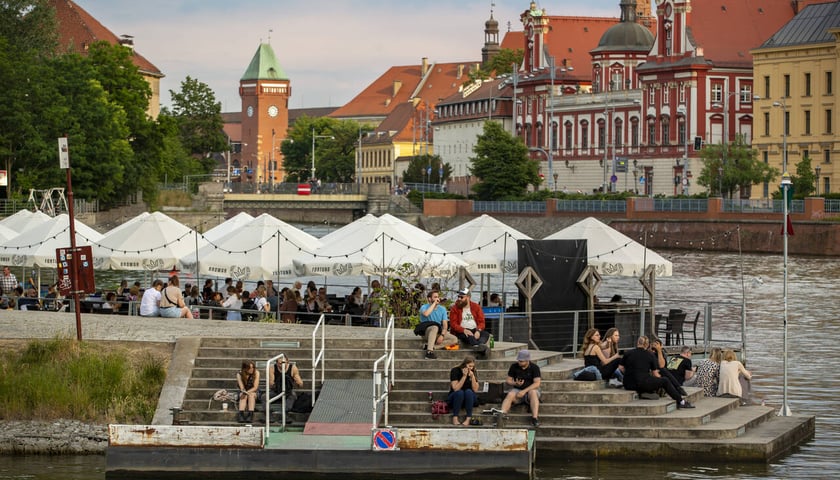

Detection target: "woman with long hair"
[718, 349, 752, 400]
[448, 355, 479, 426]
[691, 347, 723, 396]
[579, 328, 622, 384]
[236, 360, 260, 423]
[601, 327, 621, 357]
[222, 285, 242, 321]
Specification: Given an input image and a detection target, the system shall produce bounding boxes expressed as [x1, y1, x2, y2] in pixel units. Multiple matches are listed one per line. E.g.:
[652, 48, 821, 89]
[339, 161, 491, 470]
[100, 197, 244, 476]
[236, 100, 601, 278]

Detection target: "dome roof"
[485, 16, 498, 29]
[592, 22, 654, 52]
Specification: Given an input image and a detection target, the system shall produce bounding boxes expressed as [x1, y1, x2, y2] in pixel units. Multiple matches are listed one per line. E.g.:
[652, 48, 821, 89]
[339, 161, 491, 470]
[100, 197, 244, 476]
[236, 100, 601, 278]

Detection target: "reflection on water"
[1, 252, 836, 479]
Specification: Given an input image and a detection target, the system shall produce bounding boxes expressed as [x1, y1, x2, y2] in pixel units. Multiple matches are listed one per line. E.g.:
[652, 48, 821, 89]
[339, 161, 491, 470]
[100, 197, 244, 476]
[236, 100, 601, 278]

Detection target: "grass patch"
[0, 338, 167, 424]
[157, 190, 192, 207]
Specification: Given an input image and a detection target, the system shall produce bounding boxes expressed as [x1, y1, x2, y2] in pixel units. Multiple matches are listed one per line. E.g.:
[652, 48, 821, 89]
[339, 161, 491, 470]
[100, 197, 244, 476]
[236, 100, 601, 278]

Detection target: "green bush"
[0, 338, 166, 424]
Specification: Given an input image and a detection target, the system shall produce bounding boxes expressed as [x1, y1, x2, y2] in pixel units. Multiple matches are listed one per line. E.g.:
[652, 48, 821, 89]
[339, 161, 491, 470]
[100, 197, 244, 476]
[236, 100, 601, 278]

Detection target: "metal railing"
[371, 314, 395, 429]
[474, 201, 546, 214]
[555, 199, 626, 213]
[264, 353, 288, 437]
[224, 181, 362, 195]
[311, 314, 326, 411]
[652, 198, 708, 212]
[825, 199, 840, 213]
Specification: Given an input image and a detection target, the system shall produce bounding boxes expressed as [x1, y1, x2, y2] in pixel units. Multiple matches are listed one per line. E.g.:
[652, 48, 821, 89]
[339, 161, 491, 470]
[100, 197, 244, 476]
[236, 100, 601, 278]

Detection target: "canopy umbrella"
[293, 214, 466, 278]
[432, 214, 530, 275]
[93, 211, 207, 271]
[0, 209, 51, 233]
[181, 213, 320, 280]
[544, 217, 673, 332]
[0, 213, 102, 268]
[201, 211, 254, 243]
[0, 223, 19, 244]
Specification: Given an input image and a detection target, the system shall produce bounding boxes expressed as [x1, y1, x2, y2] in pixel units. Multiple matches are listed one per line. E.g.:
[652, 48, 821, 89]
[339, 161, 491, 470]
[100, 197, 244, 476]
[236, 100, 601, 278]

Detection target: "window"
[827, 109, 833, 134]
[805, 73, 811, 96]
[615, 119, 623, 148]
[740, 85, 752, 103]
[598, 120, 606, 149]
[550, 121, 558, 151]
[764, 112, 770, 136]
[649, 87, 655, 104]
[712, 84, 723, 103]
[564, 122, 573, 150]
[805, 110, 811, 135]
[663, 85, 670, 104]
[784, 74, 790, 97]
[647, 119, 656, 145]
[764, 76, 770, 99]
[826, 149, 832, 165]
[661, 116, 670, 145]
[828, 71, 834, 95]
[678, 120, 686, 146]
[631, 119, 640, 147]
[580, 120, 589, 149]
[784, 111, 790, 135]
[679, 84, 686, 104]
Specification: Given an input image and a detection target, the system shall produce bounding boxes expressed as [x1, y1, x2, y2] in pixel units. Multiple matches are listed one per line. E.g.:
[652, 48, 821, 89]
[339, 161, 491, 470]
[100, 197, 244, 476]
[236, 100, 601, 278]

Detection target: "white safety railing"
[263, 353, 287, 438]
[372, 315, 395, 429]
[311, 314, 326, 409]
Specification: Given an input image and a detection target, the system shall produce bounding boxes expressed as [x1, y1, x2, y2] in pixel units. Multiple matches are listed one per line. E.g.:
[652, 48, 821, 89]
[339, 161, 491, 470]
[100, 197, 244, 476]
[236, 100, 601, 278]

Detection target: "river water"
[1, 251, 835, 479]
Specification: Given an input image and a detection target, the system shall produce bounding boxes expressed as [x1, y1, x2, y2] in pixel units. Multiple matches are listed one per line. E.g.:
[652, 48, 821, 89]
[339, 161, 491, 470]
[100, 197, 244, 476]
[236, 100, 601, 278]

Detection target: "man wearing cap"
[498, 349, 542, 427]
[449, 288, 490, 355]
[417, 290, 457, 359]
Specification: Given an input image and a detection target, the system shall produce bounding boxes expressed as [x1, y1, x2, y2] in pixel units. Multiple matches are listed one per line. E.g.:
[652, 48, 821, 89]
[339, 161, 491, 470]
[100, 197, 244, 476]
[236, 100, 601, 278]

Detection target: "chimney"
[422, 57, 429, 76]
[119, 34, 134, 50]
[457, 64, 464, 79]
[392, 80, 402, 97]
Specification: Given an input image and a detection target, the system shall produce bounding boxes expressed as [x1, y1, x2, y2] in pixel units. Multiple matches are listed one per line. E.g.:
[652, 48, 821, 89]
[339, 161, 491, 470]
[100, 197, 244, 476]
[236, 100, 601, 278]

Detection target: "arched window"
[660, 115, 670, 145]
[564, 121, 573, 151]
[614, 118, 623, 148]
[580, 120, 589, 149]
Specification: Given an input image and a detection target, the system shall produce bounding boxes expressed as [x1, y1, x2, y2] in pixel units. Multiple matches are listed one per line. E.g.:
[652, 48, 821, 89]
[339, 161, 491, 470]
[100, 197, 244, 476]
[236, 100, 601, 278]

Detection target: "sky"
[78, 0, 636, 113]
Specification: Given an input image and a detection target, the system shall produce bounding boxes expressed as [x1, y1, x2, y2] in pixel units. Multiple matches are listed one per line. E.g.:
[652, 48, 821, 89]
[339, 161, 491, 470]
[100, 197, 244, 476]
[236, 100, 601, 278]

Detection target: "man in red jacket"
[449, 288, 490, 355]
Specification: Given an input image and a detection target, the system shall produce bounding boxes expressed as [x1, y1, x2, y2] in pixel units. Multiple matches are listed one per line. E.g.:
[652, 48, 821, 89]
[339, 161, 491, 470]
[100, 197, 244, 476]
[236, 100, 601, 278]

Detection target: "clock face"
[246, 106, 254, 117]
[268, 105, 279, 117]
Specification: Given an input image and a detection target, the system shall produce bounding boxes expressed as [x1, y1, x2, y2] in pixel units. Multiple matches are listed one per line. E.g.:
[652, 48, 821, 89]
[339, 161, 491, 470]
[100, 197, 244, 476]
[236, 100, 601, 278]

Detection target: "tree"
[470, 121, 539, 200]
[401, 154, 451, 185]
[280, 116, 366, 183]
[695, 136, 778, 198]
[167, 76, 228, 164]
[790, 153, 815, 199]
[0, 0, 57, 58]
[467, 48, 524, 83]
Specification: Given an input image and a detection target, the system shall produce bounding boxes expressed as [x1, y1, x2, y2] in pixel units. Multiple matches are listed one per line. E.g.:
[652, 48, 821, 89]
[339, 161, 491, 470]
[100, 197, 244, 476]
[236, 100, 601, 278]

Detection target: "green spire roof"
[240, 43, 288, 81]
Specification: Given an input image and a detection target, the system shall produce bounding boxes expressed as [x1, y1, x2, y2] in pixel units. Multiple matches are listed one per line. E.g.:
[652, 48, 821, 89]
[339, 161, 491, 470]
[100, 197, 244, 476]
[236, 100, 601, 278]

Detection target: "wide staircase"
[175, 333, 812, 461]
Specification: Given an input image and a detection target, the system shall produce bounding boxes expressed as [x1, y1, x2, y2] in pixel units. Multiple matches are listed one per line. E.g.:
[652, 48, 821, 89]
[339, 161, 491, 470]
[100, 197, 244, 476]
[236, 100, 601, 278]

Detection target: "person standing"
[416, 290, 457, 359]
[222, 285, 242, 321]
[449, 288, 490, 355]
[1, 266, 19, 295]
[497, 350, 542, 427]
[139, 280, 163, 317]
[448, 355, 479, 426]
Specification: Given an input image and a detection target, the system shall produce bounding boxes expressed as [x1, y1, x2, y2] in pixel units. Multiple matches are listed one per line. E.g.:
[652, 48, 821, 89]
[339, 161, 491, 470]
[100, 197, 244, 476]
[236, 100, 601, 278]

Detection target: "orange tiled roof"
[501, 16, 621, 81]
[687, 0, 822, 68]
[52, 0, 162, 77]
[330, 60, 478, 119]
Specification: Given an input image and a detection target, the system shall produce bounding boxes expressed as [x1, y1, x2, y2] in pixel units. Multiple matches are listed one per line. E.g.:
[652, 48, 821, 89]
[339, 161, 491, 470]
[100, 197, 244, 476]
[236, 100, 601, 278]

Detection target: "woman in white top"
[222, 285, 243, 321]
[159, 276, 194, 319]
[717, 349, 752, 399]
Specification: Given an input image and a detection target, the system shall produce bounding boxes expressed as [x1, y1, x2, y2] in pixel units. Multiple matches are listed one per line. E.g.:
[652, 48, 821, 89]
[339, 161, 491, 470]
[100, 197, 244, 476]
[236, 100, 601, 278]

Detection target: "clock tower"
[240, 42, 291, 186]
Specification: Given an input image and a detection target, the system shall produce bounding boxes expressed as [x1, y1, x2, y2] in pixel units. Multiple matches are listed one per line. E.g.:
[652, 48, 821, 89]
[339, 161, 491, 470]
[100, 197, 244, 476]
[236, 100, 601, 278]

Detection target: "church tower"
[240, 43, 291, 186]
[520, 1, 550, 72]
[481, 4, 500, 66]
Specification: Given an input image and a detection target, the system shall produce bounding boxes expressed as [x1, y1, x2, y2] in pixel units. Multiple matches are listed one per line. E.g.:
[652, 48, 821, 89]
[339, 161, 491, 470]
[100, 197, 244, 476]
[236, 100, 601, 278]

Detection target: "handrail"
[372, 314, 395, 429]
[311, 314, 326, 409]
[263, 353, 287, 439]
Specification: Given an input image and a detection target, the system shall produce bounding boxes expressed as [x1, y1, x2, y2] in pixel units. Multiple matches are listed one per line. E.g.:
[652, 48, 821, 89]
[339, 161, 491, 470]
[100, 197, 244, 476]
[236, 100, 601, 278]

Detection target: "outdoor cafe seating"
[656, 309, 687, 346]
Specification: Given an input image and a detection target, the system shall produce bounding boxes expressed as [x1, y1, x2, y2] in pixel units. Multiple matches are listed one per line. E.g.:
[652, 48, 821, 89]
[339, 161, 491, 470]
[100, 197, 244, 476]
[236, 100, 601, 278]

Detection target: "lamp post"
[815, 164, 822, 195]
[511, 62, 519, 137]
[772, 98, 788, 172]
[311, 127, 334, 181]
[677, 104, 688, 195]
[780, 170, 792, 417]
[602, 84, 612, 193]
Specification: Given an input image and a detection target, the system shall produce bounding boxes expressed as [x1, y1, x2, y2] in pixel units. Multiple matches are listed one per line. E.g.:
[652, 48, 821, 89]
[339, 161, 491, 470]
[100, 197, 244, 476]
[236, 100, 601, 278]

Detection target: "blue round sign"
[373, 429, 396, 450]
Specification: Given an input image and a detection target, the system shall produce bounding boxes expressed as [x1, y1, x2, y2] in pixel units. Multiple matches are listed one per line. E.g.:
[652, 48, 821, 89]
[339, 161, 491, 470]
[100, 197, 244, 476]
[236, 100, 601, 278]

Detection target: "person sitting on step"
[620, 336, 694, 409]
[449, 288, 490, 356]
[448, 355, 479, 426]
[236, 360, 260, 423]
[580, 328, 623, 387]
[269, 356, 303, 412]
[415, 290, 457, 359]
[666, 346, 695, 386]
[496, 350, 542, 428]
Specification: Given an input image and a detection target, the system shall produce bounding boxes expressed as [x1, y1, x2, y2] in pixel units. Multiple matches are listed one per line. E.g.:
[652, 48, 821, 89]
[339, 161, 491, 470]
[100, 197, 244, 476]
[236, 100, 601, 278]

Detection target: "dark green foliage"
[401, 154, 451, 184]
[470, 121, 540, 200]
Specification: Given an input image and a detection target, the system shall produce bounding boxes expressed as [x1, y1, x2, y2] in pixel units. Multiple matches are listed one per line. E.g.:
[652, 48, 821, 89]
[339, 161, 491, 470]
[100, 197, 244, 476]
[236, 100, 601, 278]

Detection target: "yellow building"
[751, 2, 839, 197]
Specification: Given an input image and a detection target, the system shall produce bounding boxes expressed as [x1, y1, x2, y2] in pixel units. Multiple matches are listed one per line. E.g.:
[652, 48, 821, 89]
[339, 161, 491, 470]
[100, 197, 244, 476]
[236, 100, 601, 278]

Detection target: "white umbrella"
[93, 211, 207, 271]
[182, 213, 320, 280]
[0, 214, 102, 267]
[432, 214, 530, 274]
[294, 214, 466, 278]
[201, 211, 254, 243]
[0, 223, 19, 244]
[0, 209, 51, 233]
[544, 217, 672, 277]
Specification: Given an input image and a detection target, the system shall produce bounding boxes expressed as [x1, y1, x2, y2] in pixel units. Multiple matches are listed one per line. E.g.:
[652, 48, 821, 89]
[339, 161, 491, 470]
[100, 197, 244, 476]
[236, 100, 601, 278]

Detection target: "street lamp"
[311, 127, 334, 181]
[677, 104, 688, 195]
[511, 62, 519, 137]
[780, 170, 792, 417]
[815, 164, 822, 195]
[772, 98, 788, 172]
[602, 83, 613, 193]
